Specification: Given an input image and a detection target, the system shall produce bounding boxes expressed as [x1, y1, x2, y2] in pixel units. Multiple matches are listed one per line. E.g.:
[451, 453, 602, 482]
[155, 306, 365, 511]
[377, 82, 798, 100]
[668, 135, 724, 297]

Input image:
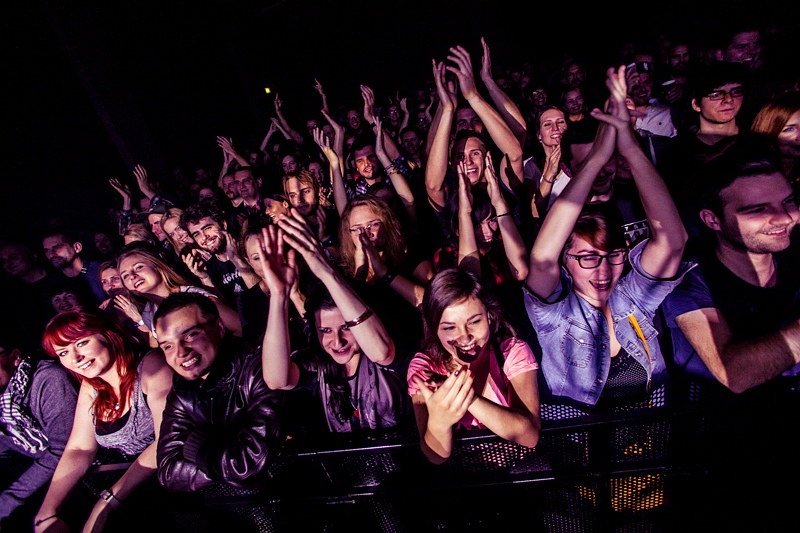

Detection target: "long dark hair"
[303, 282, 354, 424]
[420, 268, 514, 370]
[42, 309, 142, 424]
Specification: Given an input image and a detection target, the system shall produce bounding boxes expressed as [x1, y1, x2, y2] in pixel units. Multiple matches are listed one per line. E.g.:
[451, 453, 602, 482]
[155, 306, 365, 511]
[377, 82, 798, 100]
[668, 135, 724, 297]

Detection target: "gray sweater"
[0, 359, 78, 520]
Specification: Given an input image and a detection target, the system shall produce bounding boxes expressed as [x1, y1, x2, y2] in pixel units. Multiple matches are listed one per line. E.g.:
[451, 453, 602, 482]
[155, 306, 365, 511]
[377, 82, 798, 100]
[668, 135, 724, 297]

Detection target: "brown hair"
[562, 203, 628, 264]
[751, 91, 800, 138]
[337, 195, 407, 279]
[420, 268, 513, 371]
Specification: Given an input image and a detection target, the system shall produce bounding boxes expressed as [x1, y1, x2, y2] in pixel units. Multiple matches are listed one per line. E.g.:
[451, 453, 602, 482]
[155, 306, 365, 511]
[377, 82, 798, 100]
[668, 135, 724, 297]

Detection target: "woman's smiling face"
[437, 295, 491, 364]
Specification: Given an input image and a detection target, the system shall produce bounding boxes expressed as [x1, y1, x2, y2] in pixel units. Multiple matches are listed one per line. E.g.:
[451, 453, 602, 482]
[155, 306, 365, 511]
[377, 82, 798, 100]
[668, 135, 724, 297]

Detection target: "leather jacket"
[157, 336, 287, 492]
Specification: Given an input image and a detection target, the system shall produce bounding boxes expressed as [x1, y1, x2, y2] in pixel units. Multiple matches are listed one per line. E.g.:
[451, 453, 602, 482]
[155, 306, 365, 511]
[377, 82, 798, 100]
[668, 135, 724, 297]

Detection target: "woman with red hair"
[33, 309, 172, 533]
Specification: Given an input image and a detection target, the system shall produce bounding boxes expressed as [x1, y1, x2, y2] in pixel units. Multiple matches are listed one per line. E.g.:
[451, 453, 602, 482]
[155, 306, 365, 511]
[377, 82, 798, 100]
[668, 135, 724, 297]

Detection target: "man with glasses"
[659, 62, 746, 211]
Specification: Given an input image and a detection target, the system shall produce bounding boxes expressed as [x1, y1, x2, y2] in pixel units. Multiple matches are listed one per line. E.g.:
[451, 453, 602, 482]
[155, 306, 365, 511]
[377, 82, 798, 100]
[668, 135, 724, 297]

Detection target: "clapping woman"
[260, 209, 411, 433]
[407, 267, 541, 464]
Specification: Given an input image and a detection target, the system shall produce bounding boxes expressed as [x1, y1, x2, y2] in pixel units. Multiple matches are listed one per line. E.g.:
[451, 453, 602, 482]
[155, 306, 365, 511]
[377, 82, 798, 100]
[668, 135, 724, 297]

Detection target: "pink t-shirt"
[406, 337, 539, 429]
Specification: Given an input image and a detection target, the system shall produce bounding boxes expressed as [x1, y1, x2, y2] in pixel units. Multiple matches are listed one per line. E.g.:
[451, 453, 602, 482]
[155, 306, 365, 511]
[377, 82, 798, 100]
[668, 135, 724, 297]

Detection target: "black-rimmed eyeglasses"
[705, 87, 744, 101]
[565, 250, 629, 269]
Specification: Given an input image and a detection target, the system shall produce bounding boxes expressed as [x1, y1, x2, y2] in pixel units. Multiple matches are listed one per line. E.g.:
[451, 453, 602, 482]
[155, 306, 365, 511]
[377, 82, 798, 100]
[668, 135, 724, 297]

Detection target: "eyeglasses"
[565, 250, 628, 269]
[349, 221, 382, 234]
[705, 87, 744, 101]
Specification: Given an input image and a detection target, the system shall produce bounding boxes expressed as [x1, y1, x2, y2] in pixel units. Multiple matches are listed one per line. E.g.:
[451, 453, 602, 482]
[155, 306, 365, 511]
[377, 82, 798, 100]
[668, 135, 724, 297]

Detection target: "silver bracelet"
[100, 489, 123, 511]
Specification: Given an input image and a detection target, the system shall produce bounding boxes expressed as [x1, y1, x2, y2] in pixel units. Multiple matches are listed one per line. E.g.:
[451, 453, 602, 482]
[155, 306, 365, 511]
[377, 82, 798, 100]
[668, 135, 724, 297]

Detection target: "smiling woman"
[35, 309, 173, 533]
[407, 267, 541, 464]
[115, 243, 243, 346]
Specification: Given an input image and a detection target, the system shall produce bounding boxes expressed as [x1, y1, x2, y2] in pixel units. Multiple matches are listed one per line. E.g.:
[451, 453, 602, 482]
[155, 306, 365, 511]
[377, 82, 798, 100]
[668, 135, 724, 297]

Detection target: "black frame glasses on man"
[565, 250, 629, 269]
[704, 86, 744, 101]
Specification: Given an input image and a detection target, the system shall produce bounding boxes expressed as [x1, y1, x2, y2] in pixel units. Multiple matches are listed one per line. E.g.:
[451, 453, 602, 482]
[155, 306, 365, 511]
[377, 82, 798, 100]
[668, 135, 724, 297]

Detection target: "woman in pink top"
[407, 267, 541, 464]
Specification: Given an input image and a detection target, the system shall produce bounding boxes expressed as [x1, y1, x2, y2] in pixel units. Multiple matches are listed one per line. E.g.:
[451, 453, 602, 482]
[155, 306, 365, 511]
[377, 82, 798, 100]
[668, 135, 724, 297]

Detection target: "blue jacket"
[524, 240, 694, 408]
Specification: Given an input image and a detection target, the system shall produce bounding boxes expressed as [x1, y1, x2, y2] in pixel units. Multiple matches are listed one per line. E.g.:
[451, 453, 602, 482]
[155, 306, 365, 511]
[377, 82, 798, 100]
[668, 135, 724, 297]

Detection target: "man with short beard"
[662, 135, 800, 398]
[182, 201, 260, 310]
[40, 230, 105, 306]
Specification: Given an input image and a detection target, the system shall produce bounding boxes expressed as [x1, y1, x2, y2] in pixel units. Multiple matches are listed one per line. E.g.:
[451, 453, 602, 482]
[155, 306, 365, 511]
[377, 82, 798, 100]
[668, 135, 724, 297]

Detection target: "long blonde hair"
[115, 243, 191, 307]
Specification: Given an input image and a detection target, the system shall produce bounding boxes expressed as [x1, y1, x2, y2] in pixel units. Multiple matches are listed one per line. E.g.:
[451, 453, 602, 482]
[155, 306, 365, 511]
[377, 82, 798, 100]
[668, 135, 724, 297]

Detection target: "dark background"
[3, 0, 795, 243]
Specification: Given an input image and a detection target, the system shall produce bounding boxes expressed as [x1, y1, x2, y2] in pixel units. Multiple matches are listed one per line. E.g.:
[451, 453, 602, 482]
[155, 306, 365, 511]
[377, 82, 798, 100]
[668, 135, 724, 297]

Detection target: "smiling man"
[153, 292, 286, 491]
[662, 135, 800, 398]
[182, 200, 260, 310]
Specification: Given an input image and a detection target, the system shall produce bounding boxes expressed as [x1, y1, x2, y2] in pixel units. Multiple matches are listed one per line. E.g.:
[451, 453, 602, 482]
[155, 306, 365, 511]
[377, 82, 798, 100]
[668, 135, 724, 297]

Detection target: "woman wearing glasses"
[337, 195, 432, 365]
[524, 65, 693, 412]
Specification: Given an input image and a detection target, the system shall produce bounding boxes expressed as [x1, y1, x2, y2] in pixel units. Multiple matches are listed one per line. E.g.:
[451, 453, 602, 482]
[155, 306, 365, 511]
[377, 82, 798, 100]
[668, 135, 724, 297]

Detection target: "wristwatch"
[136, 319, 145, 327]
[100, 489, 123, 510]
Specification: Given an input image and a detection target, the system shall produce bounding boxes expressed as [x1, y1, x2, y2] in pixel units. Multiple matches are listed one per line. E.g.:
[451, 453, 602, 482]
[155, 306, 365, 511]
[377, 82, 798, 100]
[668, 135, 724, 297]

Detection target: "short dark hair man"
[153, 292, 286, 491]
[662, 135, 800, 398]
[181, 201, 260, 310]
[41, 230, 105, 306]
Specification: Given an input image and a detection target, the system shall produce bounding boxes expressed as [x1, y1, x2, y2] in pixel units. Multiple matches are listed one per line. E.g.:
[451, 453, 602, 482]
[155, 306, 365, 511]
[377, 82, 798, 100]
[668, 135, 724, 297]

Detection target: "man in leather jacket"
[153, 292, 287, 491]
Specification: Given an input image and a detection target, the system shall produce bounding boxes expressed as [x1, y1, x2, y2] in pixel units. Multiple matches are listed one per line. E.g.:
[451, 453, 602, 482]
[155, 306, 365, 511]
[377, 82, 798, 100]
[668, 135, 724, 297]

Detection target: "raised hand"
[113, 295, 143, 325]
[361, 85, 376, 123]
[274, 93, 283, 114]
[446, 45, 479, 100]
[312, 127, 336, 163]
[312, 78, 325, 97]
[542, 143, 562, 183]
[181, 248, 209, 281]
[132, 164, 155, 198]
[108, 178, 131, 204]
[413, 366, 475, 433]
[399, 97, 408, 115]
[484, 152, 504, 206]
[277, 208, 332, 277]
[216, 136, 236, 156]
[359, 230, 388, 278]
[480, 37, 493, 82]
[257, 224, 297, 297]
[432, 60, 456, 111]
[321, 108, 343, 133]
[457, 161, 473, 213]
[373, 117, 388, 160]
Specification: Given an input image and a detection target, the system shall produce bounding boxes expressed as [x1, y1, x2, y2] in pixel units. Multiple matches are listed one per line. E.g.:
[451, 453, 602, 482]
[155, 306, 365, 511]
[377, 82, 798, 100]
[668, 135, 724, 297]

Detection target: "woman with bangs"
[34, 309, 172, 533]
[407, 267, 541, 464]
[524, 65, 693, 413]
[116, 243, 242, 346]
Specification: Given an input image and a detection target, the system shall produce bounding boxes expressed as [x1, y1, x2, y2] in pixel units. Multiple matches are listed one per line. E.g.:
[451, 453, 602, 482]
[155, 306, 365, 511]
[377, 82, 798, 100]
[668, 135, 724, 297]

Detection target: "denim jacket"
[524, 240, 695, 408]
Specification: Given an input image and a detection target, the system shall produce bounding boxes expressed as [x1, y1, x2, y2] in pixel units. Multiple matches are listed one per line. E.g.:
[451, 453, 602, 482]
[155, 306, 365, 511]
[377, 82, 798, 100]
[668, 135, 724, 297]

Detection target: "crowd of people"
[1, 17, 799, 532]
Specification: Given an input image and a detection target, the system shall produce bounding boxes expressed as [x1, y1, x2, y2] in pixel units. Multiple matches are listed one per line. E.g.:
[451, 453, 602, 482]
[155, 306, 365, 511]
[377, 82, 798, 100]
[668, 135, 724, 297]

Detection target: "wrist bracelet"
[494, 212, 511, 218]
[345, 308, 374, 328]
[380, 270, 398, 285]
[136, 319, 145, 327]
[34, 514, 58, 527]
[100, 489, 123, 511]
[542, 176, 556, 184]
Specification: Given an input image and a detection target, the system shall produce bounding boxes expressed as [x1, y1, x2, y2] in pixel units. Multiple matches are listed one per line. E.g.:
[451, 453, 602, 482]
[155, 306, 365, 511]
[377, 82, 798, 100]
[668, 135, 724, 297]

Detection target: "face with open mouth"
[437, 295, 491, 365]
[156, 303, 225, 381]
[316, 307, 362, 374]
[538, 108, 567, 149]
[53, 333, 114, 380]
[564, 236, 626, 309]
[452, 137, 486, 185]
